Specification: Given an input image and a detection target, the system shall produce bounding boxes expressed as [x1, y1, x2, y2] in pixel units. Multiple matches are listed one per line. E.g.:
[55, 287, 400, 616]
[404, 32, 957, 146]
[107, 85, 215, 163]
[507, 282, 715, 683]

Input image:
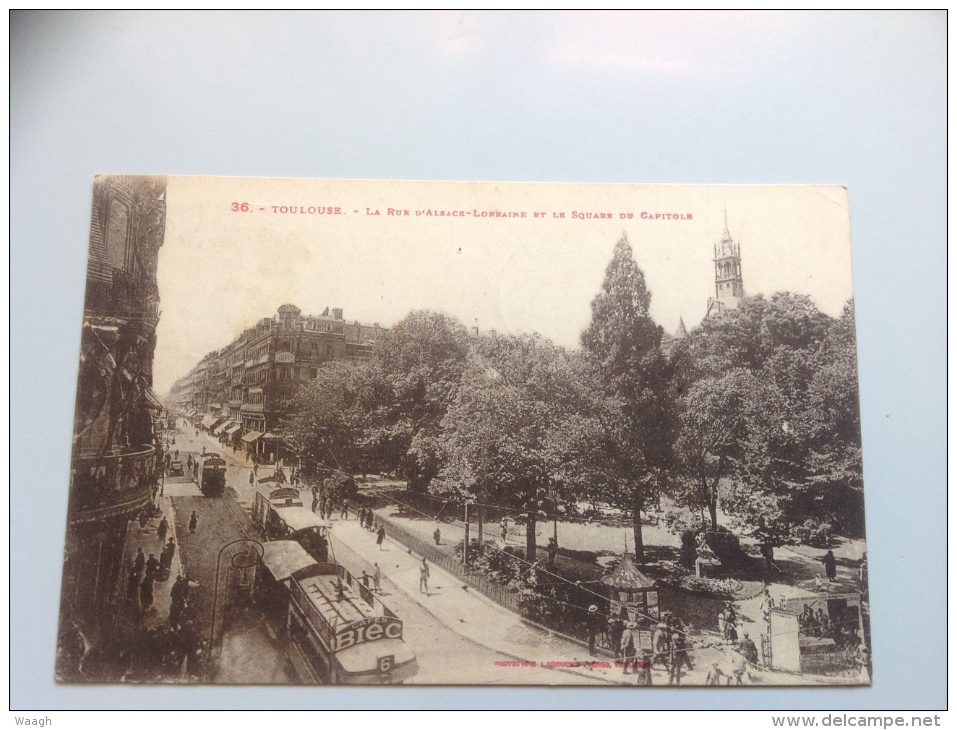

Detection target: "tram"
[252, 486, 303, 528]
[198, 453, 227, 496]
[252, 490, 330, 563]
[258, 539, 418, 685]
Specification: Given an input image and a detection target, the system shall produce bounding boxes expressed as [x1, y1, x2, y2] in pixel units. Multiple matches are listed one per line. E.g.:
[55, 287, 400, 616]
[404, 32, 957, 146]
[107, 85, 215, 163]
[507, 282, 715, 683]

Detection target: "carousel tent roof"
[602, 550, 656, 590]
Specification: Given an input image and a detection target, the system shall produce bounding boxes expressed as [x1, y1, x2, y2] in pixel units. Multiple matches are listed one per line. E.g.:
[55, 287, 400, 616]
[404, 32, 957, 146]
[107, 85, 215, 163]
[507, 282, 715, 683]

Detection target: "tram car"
[198, 453, 227, 496]
[252, 491, 330, 563]
[252, 486, 303, 528]
[257, 540, 418, 684]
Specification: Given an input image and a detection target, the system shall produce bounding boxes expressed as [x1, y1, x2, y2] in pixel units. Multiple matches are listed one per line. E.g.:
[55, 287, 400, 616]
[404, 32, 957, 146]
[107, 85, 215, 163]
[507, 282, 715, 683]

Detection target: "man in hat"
[585, 605, 603, 656]
[669, 633, 693, 684]
[620, 620, 638, 674]
[653, 622, 671, 669]
[738, 630, 759, 672]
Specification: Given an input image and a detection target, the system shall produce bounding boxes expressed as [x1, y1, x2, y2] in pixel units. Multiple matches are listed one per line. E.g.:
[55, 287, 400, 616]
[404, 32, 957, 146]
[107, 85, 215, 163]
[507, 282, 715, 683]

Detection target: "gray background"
[10, 11, 946, 710]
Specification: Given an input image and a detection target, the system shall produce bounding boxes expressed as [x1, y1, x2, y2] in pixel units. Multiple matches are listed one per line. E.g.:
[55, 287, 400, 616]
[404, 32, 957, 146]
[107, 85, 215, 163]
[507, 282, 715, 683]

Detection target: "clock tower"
[706, 213, 744, 317]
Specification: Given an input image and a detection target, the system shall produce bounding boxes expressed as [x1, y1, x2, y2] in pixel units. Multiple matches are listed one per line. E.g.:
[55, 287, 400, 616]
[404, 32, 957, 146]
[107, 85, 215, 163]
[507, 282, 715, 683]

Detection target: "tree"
[436, 333, 585, 561]
[368, 310, 470, 490]
[671, 369, 754, 531]
[280, 362, 375, 478]
[675, 293, 865, 542]
[580, 233, 676, 563]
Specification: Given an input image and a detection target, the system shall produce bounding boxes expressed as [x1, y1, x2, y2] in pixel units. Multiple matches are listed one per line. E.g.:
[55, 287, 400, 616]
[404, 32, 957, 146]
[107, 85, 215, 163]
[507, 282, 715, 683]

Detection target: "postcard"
[58, 175, 868, 686]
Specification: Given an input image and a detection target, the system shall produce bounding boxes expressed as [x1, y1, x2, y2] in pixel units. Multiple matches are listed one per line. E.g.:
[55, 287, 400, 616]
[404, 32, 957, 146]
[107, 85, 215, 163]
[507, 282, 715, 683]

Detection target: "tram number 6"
[378, 655, 394, 674]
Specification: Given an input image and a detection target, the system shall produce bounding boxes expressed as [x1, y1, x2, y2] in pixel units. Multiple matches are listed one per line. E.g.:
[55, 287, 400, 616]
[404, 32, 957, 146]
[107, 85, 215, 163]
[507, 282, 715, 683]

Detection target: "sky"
[154, 177, 853, 396]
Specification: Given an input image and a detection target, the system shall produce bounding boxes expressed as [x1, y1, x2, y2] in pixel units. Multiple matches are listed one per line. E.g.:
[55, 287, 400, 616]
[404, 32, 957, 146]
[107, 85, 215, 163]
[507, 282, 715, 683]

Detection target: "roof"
[279, 506, 330, 532]
[261, 540, 316, 583]
[601, 551, 656, 590]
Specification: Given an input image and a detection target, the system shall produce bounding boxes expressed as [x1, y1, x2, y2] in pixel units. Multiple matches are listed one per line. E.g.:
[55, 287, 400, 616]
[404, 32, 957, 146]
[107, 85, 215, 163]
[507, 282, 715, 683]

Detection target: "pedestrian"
[759, 588, 775, 633]
[360, 571, 372, 589]
[760, 541, 776, 571]
[132, 547, 145, 576]
[357, 506, 366, 526]
[546, 537, 558, 566]
[585, 605, 602, 657]
[433, 527, 441, 545]
[253, 463, 258, 477]
[311, 493, 319, 514]
[738, 631, 759, 672]
[607, 615, 624, 661]
[342, 499, 350, 520]
[652, 623, 671, 669]
[419, 558, 430, 595]
[365, 510, 374, 531]
[722, 602, 738, 643]
[249, 471, 255, 486]
[188, 510, 198, 534]
[500, 517, 508, 544]
[376, 525, 386, 550]
[160, 538, 176, 571]
[373, 562, 381, 593]
[726, 648, 748, 685]
[705, 661, 726, 686]
[636, 647, 654, 686]
[157, 515, 169, 542]
[139, 574, 155, 610]
[620, 620, 638, 674]
[821, 549, 838, 583]
[668, 633, 693, 685]
[138, 508, 150, 530]
[145, 553, 160, 581]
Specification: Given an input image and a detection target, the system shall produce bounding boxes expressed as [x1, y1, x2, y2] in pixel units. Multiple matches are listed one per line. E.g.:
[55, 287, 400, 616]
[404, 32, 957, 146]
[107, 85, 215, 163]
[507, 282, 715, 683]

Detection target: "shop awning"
[201, 414, 218, 428]
[242, 430, 263, 443]
[226, 423, 242, 435]
[261, 432, 281, 440]
[141, 386, 165, 412]
[213, 421, 231, 435]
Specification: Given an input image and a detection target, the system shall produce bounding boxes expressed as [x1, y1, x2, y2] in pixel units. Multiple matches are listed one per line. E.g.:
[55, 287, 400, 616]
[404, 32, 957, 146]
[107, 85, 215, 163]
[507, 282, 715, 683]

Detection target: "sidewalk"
[119, 496, 186, 633]
[328, 517, 630, 685]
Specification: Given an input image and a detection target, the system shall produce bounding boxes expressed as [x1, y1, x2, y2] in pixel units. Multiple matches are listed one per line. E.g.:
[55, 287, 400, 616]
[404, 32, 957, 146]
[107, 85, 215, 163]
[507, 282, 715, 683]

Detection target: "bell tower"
[706, 213, 744, 317]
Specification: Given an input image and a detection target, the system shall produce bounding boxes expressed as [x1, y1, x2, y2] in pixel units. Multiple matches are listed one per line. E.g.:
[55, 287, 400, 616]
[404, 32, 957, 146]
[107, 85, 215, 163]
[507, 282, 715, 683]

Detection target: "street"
[161, 423, 622, 685]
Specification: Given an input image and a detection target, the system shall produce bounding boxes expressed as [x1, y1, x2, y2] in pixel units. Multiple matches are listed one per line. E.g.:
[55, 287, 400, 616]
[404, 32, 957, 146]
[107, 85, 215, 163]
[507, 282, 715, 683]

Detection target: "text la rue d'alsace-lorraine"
[359, 208, 693, 220]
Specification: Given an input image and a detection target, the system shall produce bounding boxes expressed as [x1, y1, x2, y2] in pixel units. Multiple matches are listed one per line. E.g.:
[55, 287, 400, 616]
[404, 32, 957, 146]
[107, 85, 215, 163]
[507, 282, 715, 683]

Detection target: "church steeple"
[707, 212, 744, 317]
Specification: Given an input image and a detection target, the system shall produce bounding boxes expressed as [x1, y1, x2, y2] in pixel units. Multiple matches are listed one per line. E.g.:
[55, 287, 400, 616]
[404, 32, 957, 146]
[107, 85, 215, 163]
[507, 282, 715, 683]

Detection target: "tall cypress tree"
[581, 233, 675, 563]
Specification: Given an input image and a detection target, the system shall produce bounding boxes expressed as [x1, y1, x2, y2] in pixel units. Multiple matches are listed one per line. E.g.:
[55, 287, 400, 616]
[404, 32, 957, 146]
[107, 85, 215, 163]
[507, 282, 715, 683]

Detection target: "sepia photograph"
[58, 175, 869, 687]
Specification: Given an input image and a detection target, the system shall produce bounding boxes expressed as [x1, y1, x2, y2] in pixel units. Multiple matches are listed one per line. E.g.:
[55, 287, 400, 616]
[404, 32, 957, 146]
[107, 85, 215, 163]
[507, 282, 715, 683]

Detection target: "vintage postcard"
[59, 176, 869, 686]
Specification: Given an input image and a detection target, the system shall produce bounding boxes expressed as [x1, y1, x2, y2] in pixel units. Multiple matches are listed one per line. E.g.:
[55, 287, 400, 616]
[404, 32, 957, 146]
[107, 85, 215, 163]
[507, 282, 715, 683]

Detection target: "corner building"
[169, 304, 385, 463]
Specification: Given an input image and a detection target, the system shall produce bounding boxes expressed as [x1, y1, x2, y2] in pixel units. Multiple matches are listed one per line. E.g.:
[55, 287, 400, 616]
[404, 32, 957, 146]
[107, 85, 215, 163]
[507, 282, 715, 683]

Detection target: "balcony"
[69, 445, 156, 525]
[244, 352, 271, 368]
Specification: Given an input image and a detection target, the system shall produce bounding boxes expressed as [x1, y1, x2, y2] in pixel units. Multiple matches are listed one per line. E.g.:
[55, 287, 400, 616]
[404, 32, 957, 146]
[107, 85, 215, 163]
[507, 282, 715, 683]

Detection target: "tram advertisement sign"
[336, 617, 404, 651]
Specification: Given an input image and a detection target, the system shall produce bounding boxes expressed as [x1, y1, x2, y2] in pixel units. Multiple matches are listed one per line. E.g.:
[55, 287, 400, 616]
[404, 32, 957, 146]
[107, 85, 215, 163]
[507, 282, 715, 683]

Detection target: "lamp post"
[208, 539, 264, 658]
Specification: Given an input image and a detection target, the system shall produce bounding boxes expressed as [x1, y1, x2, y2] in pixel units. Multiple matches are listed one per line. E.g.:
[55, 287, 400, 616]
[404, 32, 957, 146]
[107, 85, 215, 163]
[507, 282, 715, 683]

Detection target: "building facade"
[58, 176, 167, 679]
[168, 304, 385, 462]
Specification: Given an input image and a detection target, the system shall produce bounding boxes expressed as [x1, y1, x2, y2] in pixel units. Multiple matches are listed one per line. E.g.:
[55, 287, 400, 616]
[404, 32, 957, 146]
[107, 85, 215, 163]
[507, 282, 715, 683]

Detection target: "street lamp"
[208, 539, 264, 659]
